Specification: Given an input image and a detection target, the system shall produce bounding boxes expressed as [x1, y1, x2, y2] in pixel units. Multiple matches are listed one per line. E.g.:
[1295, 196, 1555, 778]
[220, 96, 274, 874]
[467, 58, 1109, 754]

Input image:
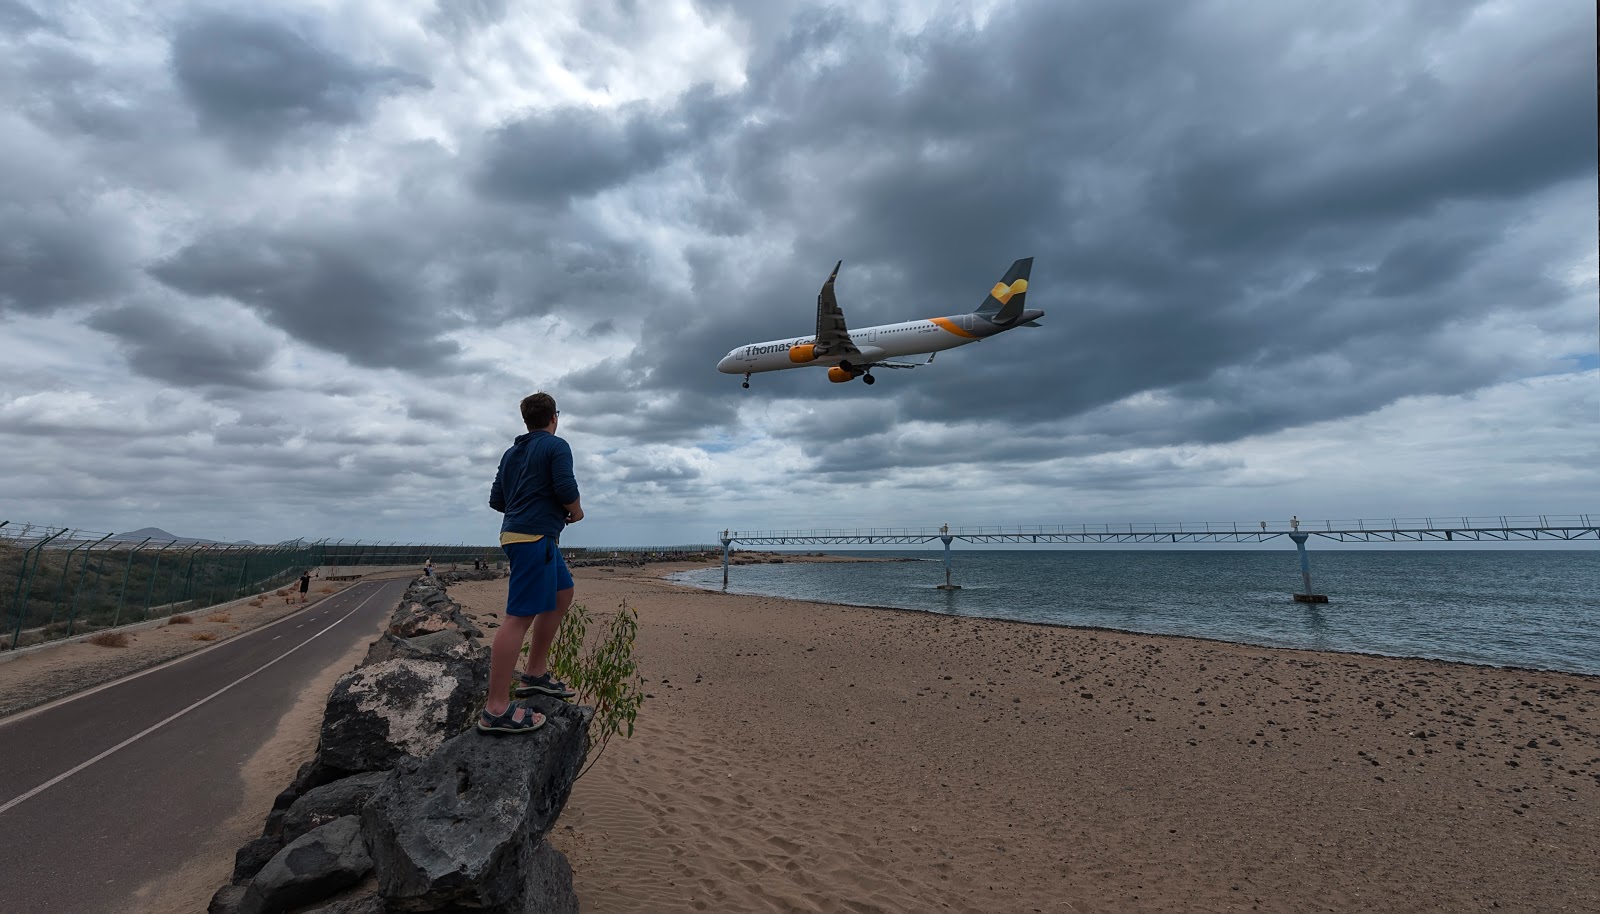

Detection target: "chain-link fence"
[0, 521, 499, 652]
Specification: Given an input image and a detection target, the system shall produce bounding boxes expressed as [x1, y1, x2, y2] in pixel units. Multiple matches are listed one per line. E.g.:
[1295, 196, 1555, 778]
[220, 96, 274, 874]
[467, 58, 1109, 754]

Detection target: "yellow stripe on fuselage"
[930, 317, 978, 339]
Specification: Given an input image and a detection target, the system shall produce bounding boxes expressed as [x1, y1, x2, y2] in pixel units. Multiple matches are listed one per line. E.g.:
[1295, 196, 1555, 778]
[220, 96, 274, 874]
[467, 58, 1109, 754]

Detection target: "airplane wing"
[815, 261, 862, 360]
[874, 353, 936, 370]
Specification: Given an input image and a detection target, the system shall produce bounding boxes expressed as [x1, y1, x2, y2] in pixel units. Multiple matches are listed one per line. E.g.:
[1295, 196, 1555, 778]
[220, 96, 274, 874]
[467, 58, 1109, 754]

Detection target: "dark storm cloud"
[650, 0, 1596, 459]
[149, 230, 469, 373]
[0, 211, 128, 315]
[169, 11, 428, 150]
[0, 0, 47, 33]
[474, 87, 733, 205]
[88, 302, 278, 390]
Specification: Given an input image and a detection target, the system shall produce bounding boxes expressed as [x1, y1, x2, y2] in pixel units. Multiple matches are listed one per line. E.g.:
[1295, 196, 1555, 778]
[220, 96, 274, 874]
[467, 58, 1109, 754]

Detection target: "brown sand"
[448, 564, 1600, 914]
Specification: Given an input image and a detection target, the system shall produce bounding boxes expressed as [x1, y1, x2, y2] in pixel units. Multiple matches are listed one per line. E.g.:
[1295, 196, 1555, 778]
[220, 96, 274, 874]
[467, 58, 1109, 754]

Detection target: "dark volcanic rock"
[283, 771, 391, 842]
[303, 891, 387, 913]
[272, 759, 342, 820]
[241, 816, 372, 914]
[387, 600, 483, 640]
[363, 629, 486, 668]
[363, 698, 590, 912]
[318, 656, 487, 776]
[209, 884, 247, 914]
[232, 834, 285, 885]
[520, 840, 579, 914]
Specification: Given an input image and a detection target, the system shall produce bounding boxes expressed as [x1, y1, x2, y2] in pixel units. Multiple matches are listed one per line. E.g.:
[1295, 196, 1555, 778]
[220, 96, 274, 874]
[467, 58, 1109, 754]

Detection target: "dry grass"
[249, 597, 266, 607]
[167, 614, 193, 625]
[206, 612, 231, 623]
[275, 589, 289, 596]
[190, 631, 219, 642]
[88, 632, 131, 648]
[317, 585, 336, 594]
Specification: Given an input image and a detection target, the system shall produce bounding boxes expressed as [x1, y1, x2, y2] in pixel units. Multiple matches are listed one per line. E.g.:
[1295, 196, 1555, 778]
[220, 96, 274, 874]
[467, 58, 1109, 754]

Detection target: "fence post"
[111, 537, 151, 628]
[65, 532, 117, 635]
[142, 543, 170, 620]
[7, 528, 68, 649]
[47, 533, 95, 629]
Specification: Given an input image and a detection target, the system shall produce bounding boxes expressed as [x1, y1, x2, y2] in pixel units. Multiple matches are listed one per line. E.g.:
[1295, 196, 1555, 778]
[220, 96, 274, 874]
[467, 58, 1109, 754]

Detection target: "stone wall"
[209, 574, 591, 914]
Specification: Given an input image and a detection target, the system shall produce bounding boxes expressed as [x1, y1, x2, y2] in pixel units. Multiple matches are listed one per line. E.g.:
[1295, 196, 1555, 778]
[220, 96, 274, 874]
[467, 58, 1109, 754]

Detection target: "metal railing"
[0, 522, 501, 652]
[721, 515, 1600, 545]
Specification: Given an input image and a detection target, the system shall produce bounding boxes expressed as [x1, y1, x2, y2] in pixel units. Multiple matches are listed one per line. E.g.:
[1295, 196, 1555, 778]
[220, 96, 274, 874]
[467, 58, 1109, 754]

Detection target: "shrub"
[318, 586, 335, 593]
[249, 598, 266, 607]
[275, 589, 289, 597]
[168, 615, 193, 625]
[206, 612, 231, 623]
[89, 632, 131, 648]
[541, 600, 646, 779]
[191, 631, 219, 642]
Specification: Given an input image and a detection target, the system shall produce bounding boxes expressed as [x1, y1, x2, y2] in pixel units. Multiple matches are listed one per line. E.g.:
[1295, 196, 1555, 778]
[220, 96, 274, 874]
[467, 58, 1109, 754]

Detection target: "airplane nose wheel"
[862, 372, 876, 386]
[741, 372, 751, 389]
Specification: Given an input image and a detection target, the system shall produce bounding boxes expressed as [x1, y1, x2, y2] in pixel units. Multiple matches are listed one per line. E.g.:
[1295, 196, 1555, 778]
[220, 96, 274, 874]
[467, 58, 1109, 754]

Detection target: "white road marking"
[0, 585, 392, 816]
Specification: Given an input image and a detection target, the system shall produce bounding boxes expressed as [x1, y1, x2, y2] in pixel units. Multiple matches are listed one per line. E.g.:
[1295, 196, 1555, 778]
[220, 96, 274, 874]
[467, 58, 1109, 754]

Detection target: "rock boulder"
[318, 657, 486, 776]
[362, 697, 589, 912]
[283, 771, 392, 842]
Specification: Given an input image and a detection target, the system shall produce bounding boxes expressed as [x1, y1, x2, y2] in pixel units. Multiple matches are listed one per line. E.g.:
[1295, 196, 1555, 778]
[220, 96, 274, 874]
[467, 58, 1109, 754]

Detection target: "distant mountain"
[115, 527, 186, 542]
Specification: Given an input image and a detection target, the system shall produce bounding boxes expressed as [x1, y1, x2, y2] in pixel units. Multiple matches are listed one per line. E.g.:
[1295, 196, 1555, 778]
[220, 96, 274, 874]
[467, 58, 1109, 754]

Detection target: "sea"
[668, 549, 1600, 675]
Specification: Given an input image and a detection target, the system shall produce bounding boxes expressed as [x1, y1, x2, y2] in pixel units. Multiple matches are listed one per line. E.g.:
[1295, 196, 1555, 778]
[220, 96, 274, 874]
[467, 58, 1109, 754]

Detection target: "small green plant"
[537, 600, 646, 779]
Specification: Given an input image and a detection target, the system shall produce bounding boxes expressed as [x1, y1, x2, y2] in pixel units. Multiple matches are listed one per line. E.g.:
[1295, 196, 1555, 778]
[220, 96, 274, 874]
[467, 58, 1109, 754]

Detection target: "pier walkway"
[714, 515, 1598, 599]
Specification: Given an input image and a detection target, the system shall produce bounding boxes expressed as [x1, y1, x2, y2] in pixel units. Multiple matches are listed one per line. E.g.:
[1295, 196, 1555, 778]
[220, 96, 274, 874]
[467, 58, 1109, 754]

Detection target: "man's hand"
[565, 502, 585, 523]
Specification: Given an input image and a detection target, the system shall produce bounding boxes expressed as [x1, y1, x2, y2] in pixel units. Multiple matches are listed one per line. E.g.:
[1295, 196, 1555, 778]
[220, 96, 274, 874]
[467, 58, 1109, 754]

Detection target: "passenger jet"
[717, 258, 1042, 387]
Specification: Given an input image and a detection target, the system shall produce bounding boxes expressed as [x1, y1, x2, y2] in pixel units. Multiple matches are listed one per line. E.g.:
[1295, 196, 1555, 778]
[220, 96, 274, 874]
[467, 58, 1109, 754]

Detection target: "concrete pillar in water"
[1289, 532, 1328, 603]
[935, 524, 961, 590]
[721, 531, 732, 591]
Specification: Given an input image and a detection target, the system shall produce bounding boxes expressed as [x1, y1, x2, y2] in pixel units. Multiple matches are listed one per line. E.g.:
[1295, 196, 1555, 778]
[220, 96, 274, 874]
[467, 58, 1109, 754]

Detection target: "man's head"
[520, 392, 558, 431]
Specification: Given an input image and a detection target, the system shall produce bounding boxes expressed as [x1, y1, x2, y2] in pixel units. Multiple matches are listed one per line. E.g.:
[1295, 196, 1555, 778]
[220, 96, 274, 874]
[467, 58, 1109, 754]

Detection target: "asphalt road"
[0, 578, 408, 914]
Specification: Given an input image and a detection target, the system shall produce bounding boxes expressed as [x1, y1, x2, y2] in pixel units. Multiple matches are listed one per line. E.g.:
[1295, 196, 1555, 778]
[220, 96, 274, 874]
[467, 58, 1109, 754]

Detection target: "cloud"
[169, 11, 429, 155]
[87, 300, 279, 390]
[0, 0, 1593, 547]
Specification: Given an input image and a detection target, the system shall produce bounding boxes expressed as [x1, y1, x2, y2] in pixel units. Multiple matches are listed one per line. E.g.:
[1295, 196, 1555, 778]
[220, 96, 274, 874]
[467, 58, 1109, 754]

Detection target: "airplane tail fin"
[973, 257, 1032, 324]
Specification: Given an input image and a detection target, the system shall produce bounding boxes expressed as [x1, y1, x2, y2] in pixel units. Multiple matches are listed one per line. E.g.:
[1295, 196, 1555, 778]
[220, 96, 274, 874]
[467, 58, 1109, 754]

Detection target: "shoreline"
[448, 564, 1600, 914]
[658, 559, 1600, 680]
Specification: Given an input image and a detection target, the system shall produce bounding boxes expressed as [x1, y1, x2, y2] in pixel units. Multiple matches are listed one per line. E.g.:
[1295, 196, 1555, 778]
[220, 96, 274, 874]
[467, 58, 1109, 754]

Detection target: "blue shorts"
[503, 538, 573, 617]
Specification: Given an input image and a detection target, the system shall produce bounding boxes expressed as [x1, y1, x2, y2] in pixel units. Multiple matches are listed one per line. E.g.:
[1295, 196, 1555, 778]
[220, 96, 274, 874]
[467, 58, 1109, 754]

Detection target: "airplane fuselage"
[717, 315, 988, 375]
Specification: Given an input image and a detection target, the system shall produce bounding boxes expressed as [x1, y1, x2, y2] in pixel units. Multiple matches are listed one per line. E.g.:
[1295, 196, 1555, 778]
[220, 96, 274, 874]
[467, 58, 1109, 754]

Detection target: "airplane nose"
[717, 354, 734, 373]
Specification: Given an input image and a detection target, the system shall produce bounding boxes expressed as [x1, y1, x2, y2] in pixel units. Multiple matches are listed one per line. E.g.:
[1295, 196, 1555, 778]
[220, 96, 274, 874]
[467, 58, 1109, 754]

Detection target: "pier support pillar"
[935, 525, 961, 590]
[1289, 532, 1328, 603]
[721, 532, 732, 591]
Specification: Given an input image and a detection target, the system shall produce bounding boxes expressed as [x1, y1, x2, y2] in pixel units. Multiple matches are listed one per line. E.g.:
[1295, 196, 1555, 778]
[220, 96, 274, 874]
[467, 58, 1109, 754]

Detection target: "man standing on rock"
[481, 392, 583, 733]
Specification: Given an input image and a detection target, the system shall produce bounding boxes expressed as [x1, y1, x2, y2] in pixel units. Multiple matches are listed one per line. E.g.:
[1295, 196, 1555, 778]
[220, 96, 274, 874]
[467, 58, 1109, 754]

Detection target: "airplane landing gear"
[862, 372, 876, 385]
[741, 372, 751, 389]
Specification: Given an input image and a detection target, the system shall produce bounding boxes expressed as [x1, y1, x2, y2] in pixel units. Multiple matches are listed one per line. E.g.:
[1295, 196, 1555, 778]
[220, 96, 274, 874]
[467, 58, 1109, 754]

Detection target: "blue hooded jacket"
[489, 431, 580, 538]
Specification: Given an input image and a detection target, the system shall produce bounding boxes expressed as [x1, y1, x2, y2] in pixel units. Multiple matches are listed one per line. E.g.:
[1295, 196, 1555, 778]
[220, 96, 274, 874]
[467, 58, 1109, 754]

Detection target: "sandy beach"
[448, 562, 1599, 914]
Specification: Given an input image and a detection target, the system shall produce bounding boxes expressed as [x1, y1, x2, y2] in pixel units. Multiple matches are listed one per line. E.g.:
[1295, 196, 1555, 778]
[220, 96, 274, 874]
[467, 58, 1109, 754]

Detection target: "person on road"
[298, 570, 314, 604]
[479, 392, 583, 734]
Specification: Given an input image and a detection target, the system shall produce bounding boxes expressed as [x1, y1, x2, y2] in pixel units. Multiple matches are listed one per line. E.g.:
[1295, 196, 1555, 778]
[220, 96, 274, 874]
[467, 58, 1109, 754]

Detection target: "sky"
[1, 0, 1596, 549]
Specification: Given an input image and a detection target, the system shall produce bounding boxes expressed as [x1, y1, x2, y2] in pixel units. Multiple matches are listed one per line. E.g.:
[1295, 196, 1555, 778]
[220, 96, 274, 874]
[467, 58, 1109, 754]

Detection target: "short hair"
[520, 392, 557, 430]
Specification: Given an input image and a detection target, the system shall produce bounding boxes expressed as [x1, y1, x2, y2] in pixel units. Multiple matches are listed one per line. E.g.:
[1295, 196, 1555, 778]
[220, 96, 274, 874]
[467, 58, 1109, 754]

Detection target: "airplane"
[717, 257, 1042, 387]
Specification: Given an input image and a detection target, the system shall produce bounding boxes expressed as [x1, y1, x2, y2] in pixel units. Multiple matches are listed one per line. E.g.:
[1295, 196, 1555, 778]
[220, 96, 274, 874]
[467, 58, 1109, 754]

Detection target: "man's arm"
[489, 457, 505, 513]
[552, 440, 581, 523]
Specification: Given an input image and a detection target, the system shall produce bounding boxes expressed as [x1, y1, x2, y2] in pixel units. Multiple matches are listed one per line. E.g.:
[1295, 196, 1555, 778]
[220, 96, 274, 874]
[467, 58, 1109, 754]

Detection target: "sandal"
[477, 702, 546, 734]
[515, 672, 576, 700]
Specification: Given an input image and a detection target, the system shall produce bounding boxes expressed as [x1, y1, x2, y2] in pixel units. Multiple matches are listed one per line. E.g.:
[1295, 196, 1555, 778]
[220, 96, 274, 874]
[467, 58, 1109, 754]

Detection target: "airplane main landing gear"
[741, 372, 751, 389]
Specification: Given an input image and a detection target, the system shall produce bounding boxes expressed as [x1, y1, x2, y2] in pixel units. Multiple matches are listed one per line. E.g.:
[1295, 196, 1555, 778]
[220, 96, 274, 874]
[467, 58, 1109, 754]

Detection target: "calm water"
[670, 550, 1600, 674]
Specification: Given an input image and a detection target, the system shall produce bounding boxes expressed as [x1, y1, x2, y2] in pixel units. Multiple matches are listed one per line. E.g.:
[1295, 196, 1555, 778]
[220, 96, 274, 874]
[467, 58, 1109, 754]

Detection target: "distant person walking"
[298, 570, 314, 604]
[480, 392, 584, 734]
[423, 558, 434, 578]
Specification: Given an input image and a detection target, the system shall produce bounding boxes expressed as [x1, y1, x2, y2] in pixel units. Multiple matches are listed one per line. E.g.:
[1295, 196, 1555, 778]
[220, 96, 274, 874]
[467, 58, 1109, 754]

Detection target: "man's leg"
[486, 613, 538, 717]
[523, 586, 574, 678]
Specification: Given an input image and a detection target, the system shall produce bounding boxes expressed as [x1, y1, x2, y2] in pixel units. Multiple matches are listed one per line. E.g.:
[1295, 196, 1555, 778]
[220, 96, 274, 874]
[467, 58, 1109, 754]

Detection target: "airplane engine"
[788, 344, 818, 363]
[827, 366, 855, 383]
